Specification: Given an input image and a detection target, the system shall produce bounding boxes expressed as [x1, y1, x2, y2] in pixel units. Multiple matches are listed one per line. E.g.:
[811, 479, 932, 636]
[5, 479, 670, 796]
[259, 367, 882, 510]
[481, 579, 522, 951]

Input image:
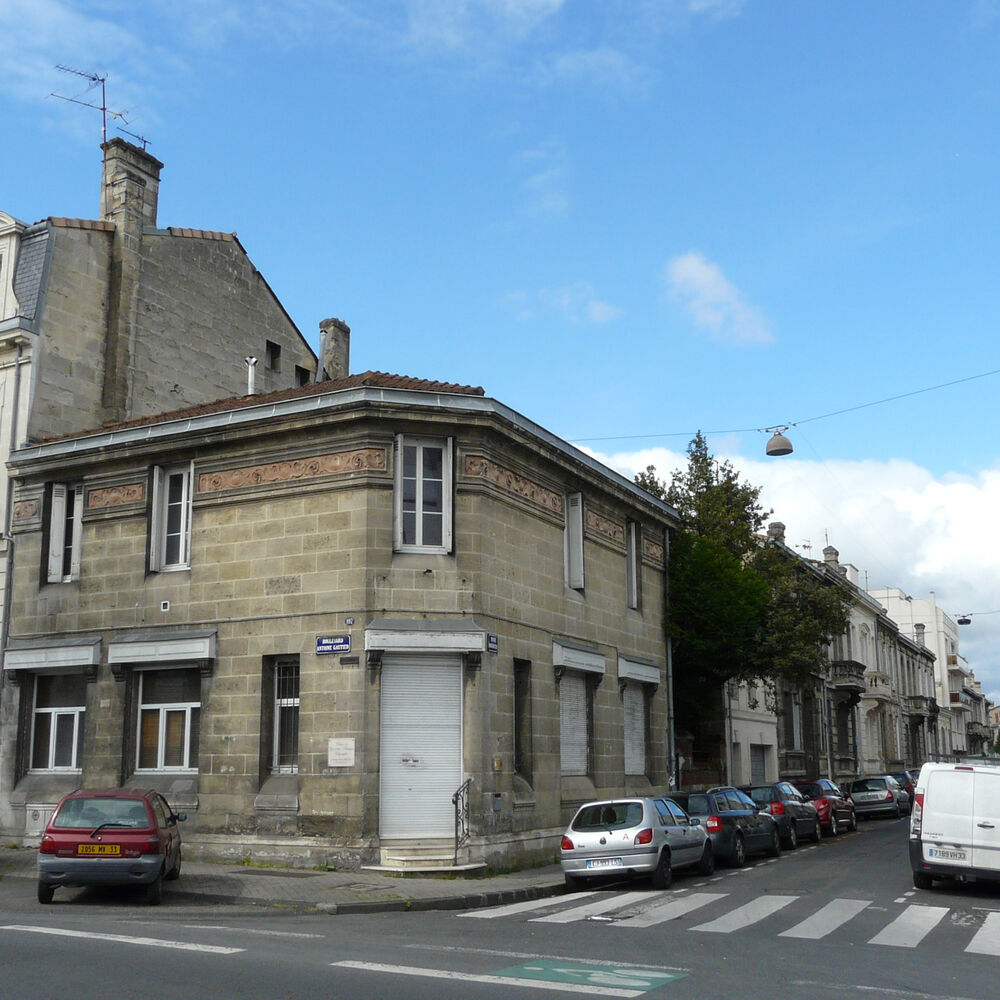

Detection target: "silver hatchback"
[560, 796, 714, 891]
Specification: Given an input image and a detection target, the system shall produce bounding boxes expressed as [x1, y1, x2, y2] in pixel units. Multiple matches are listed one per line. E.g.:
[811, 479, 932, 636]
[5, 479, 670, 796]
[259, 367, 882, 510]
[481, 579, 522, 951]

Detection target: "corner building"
[0, 371, 679, 869]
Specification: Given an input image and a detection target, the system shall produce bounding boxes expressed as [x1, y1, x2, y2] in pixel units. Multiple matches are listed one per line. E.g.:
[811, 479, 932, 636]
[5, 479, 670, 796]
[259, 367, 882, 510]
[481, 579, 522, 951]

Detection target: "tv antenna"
[118, 126, 150, 151]
[50, 65, 129, 143]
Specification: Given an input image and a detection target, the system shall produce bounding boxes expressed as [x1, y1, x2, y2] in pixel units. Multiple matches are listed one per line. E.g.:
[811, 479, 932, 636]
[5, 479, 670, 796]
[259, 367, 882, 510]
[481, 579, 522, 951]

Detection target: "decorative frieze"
[585, 507, 624, 545]
[198, 448, 387, 493]
[643, 536, 665, 566]
[11, 499, 38, 522]
[464, 455, 563, 514]
[87, 483, 145, 509]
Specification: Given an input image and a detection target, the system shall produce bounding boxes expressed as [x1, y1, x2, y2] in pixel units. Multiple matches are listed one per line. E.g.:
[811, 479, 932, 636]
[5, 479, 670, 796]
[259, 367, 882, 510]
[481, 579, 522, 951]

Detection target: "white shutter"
[68, 487, 84, 580]
[565, 493, 584, 589]
[47, 485, 67, 583]
[442, 437, 454, 552]
[560, 671, 589, 775]
[623, 682, 646, 776]
[148, 467, 163, 571]
[380, 655, 463, 838]
[750, 744, 767, 785]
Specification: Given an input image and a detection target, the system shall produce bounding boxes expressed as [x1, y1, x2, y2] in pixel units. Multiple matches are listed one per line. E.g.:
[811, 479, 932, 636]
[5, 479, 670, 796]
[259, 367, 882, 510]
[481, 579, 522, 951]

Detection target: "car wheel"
[913, 870, 933, 890]
[811, 818, 822, 843]
[785, 823, 798, 851]
[37, 882, 54, 904]
[564, 872, 583, 893]
[697, 843, 715, 876]
[730, 834, 746, 868]
[165, 850, 182, 881]
[893, 803, 901, 820]
[145, 869, 163, 905]
[651, 849, 673, 890]
[829, 813, 839, 837]
[847, 809, 858, 832]
[766, 826, 781, 858]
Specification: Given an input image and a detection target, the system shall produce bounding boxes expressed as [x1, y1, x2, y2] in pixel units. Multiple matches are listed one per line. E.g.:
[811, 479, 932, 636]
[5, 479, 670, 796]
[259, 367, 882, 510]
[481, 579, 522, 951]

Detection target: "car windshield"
[851, 779, 886, 792]
[572, 801, 644, 832]
[51, 796, 150, 829]
[796, 783, 822, 798]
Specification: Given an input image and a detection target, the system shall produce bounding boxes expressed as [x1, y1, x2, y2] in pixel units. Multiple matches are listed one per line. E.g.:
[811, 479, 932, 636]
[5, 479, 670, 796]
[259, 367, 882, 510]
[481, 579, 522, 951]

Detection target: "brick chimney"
[318, 318, 350, 380]
[915, 623, 926, 645]
[100, 138, 163, 229]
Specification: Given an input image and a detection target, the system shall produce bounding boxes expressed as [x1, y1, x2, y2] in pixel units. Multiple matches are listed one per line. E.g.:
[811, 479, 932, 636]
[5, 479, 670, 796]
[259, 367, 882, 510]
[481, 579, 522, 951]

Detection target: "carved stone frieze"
[585, 508, 624, 545]
[643, 536, 665, 566]
[88, 483, 145, 509]
[11, 499, 38, 522]
[463, 455, 563, 514]
[198, 448, 387, 493]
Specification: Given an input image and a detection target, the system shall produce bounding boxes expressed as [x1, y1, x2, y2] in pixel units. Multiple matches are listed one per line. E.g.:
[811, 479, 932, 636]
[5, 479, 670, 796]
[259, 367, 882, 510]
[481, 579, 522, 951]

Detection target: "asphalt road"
[2, 816, 998, 1000]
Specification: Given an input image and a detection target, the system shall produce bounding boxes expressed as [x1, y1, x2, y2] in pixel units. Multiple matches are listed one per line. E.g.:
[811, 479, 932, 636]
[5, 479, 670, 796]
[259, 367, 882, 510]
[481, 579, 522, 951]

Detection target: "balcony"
[830, 660, 866, 695]
[950, 690, 974, 713]
[967, 721, 991, 742]
[906, 695, 934, 718]
[865, 671, 892, 702]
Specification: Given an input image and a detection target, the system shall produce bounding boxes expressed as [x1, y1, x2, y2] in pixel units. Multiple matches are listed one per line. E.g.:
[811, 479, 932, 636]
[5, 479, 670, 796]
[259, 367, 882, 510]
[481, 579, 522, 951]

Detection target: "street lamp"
[765, 426, 794, 457]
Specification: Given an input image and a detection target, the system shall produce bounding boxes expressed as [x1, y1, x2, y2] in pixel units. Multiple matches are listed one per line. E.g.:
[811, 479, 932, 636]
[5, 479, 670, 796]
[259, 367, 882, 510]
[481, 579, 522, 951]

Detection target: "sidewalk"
[0, 846, 565, 914]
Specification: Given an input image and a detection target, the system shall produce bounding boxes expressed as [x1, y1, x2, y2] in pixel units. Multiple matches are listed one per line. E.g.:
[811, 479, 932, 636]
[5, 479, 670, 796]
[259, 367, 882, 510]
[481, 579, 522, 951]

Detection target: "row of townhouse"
[721, 526, 992, 788]
[0, 141, 681, 870]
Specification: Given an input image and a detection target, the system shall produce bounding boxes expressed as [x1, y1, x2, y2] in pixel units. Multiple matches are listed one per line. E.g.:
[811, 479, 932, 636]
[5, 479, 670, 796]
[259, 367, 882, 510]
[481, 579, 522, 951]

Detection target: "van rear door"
[922, 768, 974, 869]
[971, 770, 1000, 873]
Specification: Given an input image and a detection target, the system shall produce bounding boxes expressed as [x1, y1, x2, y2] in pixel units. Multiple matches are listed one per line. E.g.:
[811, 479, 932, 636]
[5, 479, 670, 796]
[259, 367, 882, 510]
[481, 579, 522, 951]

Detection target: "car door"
[971, 770, 1000, 873]
[728, 789, 767, 847]
[654, 798, 687, 865]
[665, 798, 700, 866]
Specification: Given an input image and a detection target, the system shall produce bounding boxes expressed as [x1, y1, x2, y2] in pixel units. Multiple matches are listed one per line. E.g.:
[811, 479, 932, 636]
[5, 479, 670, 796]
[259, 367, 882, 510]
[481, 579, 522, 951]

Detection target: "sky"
[3, 0, 1000, 701]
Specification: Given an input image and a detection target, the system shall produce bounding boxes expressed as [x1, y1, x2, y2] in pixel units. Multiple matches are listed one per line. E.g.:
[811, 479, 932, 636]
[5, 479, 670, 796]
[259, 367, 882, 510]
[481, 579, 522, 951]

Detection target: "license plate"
[76, 844, 120, 856]
[587, 857, 623, 870]
[929, 848, 966, 861]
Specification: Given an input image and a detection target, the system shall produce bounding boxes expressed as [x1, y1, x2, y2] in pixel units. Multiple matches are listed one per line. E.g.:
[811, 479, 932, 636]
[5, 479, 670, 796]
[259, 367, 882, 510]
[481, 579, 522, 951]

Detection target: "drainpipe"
[1, 341, 24, 669]
[664, 528, 677, 789]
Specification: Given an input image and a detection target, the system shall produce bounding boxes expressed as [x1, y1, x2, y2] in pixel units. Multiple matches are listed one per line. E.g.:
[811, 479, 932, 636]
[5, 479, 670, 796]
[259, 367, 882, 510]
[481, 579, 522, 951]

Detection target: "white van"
[909, 760, 1000, 889]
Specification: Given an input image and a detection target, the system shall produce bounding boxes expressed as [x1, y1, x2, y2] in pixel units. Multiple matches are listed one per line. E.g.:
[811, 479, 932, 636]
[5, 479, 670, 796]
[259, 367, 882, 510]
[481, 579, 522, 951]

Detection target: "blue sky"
[4, 0, 1000, 702]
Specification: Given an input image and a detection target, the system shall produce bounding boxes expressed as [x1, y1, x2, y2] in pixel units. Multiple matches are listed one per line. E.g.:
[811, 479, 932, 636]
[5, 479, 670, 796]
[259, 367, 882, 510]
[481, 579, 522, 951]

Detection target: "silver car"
[848, 775, 911, 819]
[560, 796, 714, 891]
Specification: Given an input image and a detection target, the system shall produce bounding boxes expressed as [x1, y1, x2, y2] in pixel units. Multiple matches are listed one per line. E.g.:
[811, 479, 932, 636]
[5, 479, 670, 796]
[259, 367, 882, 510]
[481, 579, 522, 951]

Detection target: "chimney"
[915, 623, 926, 645]
[767, 522, 786, 544]
[823, 545, 840, 569]
[100, 138, 164, 229]
[318, 317, 350, 380]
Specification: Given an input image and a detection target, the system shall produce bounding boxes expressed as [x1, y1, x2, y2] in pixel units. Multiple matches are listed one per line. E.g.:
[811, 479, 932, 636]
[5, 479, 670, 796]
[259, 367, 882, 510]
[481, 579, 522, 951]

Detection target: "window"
[137, 669, 200, 770]
[623, 681, 648, 776]
[265, 340, 281, 371]
[295, 364, 310, 387]
[150, 464, 193, 571]
[559, 670, 593, 776]
[564, 492, 584, 589]
[625, 520, 641, 610]
[513, 659, 532, 784]
[273, 659, 300, 773]
[393, 436, 453, 553]
[30, 674, 86, 770]
[45, 484, 84, 583]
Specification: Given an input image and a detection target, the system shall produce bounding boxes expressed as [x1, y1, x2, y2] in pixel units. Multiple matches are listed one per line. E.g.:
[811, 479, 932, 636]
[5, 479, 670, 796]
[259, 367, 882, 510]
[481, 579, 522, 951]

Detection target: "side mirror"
[174, 812, 187, 823]
[690, 818, 701, 827]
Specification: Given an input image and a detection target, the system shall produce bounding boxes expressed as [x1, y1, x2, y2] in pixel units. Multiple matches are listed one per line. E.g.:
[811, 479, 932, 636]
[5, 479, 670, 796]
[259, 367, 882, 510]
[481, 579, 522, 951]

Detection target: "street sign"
[316, 634, 351, 655]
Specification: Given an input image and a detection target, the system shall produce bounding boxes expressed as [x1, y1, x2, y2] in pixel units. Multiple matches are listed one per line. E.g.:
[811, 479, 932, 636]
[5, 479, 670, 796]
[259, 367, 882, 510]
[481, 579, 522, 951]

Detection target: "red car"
[37, 788, 186, 905]
[791, 778, 857, 836]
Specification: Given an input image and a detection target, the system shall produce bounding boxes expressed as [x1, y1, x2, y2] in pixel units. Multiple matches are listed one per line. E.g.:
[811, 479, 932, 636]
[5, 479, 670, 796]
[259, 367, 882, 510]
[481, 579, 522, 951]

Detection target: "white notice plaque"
[327, 738, 356, 768]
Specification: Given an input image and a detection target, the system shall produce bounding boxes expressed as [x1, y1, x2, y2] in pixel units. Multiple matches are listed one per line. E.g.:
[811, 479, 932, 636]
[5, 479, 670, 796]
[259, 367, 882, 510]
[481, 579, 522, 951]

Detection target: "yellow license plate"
[77, 844, 121, 856]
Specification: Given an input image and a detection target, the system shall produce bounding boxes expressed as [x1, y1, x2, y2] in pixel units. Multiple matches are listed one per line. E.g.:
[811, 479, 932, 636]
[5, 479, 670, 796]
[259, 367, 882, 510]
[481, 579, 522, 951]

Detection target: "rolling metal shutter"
[380, 655, 463, 838]
[560, 671, 589, 776]
[623, 682, 646, 775]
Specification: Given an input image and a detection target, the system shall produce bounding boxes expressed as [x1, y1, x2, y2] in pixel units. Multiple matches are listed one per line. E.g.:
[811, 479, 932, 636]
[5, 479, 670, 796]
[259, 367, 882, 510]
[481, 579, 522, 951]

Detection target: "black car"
[671, 787, 781, 867]
[740, 782, 822, 849]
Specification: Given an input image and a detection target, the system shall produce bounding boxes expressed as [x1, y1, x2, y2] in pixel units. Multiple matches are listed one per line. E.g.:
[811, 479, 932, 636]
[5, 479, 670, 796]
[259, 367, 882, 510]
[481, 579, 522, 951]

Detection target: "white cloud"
[512, 139, 571, 218]
[538, 47, 648, 93]
[596, 443, 1000, 703]
[664, 250, 774, 345]
[508, 282, 622, 323]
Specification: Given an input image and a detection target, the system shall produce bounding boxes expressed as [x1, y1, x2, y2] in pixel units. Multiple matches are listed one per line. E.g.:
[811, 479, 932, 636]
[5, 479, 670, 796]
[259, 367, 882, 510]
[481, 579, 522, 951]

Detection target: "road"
[2, 817, 998, 1000]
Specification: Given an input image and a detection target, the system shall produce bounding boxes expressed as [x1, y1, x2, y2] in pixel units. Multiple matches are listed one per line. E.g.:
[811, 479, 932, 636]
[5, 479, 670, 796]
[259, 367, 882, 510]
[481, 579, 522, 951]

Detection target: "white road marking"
[779, 898, 871, 939]
[868, 905, 949, 948]
[461, 891, 599, 919]
[0, 925, 244, 954]
[692, 894, 798, 933]
[405, 942, 689, 973]
[615, 892, 728, 929]
[792, 980, 982, 1000]
[966, 911, 1000, 956]
[531, 890, 655, 923]
[179, 924, 324, 938]
[331, 961, 645, 997]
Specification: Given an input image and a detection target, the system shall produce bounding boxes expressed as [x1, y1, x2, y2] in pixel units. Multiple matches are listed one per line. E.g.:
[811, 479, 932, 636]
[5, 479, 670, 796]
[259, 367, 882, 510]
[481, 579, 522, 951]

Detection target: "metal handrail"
[452, 778, 472, 865]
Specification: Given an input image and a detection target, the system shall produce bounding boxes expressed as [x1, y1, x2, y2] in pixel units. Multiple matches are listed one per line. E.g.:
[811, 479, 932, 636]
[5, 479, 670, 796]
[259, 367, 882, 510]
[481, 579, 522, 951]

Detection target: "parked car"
[792, 778, 858, 836]
[890, 771, 915, 804]
[671, 787, 781, 867]
[37, 788, 186, 905]
[847, 775, 910, 820]
[740, 782, 822, 848]
[910, 760, 1000, 890]
[560, 797, 714, 891]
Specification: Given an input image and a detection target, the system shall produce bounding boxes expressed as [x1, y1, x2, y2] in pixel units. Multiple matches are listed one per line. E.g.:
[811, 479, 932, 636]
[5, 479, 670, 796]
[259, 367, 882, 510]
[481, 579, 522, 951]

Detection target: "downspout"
[1, 341, 24, 669]
[664, 527, 676, 789]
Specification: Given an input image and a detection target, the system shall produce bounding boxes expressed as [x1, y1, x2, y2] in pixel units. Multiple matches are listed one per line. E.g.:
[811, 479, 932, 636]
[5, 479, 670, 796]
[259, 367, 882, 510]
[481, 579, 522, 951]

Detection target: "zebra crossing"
[460, 887, 1000, 956]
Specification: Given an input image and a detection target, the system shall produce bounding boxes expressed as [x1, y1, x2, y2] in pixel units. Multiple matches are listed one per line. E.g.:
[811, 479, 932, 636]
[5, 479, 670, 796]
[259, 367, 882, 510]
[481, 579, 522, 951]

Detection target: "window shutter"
[560, 671, 588, 775]
[68, 487, 84, 580]
[181, 461, 194, 565]
[443, 436, 454, 552]
[47, 485, 67, 583]
[565, 492, 585, 589]
[148, 467, 163, 571]
[623, 682, 646, 775]
[392, 434, 403, 551]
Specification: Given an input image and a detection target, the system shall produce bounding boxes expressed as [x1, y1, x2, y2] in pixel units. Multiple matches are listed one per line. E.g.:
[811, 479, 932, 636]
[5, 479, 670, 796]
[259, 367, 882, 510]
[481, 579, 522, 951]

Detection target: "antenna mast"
[51, 66, 128, 143]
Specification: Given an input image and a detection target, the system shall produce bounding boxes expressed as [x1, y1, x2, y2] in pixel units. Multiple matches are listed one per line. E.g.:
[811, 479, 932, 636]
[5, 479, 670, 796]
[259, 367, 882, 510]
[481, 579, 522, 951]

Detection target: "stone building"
[0, 365, 679, 869]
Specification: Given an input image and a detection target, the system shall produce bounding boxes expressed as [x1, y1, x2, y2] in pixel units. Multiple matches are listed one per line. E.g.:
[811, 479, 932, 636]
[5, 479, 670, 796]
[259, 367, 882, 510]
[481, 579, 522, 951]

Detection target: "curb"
[317, 882, 566, 915]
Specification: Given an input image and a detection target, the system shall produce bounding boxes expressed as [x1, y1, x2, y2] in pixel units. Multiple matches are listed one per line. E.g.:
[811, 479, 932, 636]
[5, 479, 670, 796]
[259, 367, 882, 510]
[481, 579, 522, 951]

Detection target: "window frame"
[46, 483, 84, 583]
[625, 519, 641, 610]
[29, 673, 86, 771]
[513, 658, 533, 785]
[393, 435, 453, 554]
[149, 463, 193, 572]
[135, 669, 201, 772]
[272, 658, 300, 774]
[564, 492, 585, 590]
